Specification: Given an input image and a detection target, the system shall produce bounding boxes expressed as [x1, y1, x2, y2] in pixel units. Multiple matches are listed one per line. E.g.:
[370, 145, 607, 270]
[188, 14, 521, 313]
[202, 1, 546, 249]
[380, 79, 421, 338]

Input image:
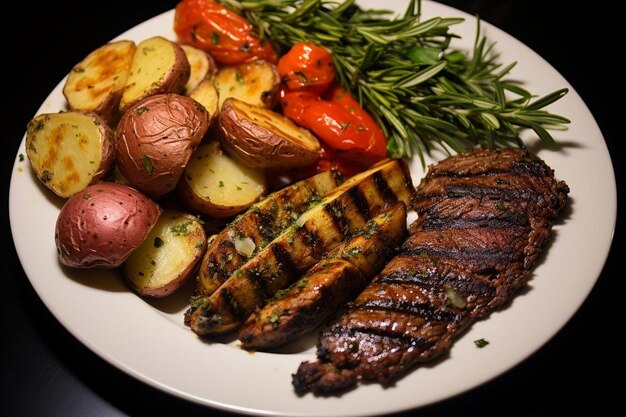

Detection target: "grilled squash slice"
[186, 159, 415, 336]
[193, 168, 344, 297]
[238, 203, 407, 350]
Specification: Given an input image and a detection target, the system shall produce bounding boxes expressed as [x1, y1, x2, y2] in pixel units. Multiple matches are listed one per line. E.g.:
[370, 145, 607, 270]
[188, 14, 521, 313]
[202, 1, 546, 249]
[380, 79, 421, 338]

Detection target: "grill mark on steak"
[355, 298, 461, 324]
[293, 147, 569, 395]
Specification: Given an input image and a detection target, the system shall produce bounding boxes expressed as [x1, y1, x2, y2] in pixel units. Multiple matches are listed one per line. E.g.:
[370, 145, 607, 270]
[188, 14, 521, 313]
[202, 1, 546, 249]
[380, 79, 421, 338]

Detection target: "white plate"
[9, 1, 616, 416]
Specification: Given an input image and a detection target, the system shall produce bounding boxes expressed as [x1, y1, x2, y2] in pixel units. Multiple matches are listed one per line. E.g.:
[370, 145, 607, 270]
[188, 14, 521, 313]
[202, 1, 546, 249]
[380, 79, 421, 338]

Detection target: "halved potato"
[214, 60, 280, 110]
[219, 98, 320, 169]
[189, 79, 219, 129]
[55, 182, 161, 268]
[25, 111, 115, 198]
[122, 209, 207, 297]
[115, 94, 209, 199]
[181, 44, 217, 94]
[120, 36, 190, 112]
[63, 40, 135, 124]
[178, 141, 266, 218]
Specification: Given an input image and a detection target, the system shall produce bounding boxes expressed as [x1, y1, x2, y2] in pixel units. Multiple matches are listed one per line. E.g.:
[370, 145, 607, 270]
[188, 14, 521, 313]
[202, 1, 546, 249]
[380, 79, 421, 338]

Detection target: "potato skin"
[219, 98, 320, 169]
[115, 94, 209, 198]
[55, 182, 161, 268]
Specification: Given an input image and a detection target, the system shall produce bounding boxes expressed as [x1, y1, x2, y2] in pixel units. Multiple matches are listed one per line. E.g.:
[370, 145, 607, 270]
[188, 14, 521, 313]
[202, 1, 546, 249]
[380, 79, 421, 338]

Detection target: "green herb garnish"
[474, 338, 489, 348]
[217, 0, 569, 163]
[141, 155, 153, 175]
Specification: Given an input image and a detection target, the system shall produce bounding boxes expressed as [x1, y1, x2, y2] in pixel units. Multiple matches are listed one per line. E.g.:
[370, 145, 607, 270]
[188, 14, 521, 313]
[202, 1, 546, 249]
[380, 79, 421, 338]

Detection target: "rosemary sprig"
[217, 0, 570, 162]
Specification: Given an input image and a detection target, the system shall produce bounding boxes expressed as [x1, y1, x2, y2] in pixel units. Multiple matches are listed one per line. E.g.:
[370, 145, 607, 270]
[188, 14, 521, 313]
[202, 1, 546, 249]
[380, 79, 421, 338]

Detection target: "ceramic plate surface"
[9, 1, 616, 415]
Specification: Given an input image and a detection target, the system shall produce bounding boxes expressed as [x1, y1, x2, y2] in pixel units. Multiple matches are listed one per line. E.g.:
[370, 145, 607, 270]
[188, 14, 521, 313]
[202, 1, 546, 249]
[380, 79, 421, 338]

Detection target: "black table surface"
[2, 1, 623, 416]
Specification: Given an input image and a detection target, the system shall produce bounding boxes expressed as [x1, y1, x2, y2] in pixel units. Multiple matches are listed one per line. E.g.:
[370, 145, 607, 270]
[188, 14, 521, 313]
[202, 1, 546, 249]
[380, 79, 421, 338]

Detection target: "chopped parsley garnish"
[141, 155, 153, 175]
[474, 338, 489, 348]
[235, 69, 245, 85]
[170, 220, 193, 236]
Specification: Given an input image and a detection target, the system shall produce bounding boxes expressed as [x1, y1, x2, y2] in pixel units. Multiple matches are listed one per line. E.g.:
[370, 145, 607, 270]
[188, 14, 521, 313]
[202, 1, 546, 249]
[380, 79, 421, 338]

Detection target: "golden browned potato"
[115, 94, 209, 199]
[214, 60, 280, 110]
[25, 111, 115, 198]
[189, 79, 219, 130]
[178, 141, 266, 218]
[55, 182, 161, 268]
[63, 40, 135, 124]
[181, 44, 217, 94]
[120, 36, 190, 112]
[219, 98, 321, 169]
[122, 209, 207, 297]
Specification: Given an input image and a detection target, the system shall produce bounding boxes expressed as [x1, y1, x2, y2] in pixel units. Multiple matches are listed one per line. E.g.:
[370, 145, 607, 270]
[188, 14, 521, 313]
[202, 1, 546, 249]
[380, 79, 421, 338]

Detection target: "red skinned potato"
[219, 98, 320, 169]
[55, 182, 161, 268]
[115, 94, 209, 199]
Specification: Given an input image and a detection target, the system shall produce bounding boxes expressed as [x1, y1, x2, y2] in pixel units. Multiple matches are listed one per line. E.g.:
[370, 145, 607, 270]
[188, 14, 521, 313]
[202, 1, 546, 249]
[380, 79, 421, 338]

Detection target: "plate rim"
[8, 1, 617, 415]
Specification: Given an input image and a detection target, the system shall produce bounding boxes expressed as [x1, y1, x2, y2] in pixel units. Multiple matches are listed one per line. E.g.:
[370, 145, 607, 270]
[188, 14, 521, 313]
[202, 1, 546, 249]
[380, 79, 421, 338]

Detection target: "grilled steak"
[293, 147, 569, 395]
[239, 204, 407, 350]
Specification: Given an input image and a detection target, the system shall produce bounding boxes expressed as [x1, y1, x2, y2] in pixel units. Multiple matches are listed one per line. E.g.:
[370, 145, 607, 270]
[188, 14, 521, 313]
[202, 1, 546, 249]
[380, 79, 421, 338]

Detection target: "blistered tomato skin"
[277, 42, 335, 93]
[174, 0, 277, 65]
[278, 89, 319, 124]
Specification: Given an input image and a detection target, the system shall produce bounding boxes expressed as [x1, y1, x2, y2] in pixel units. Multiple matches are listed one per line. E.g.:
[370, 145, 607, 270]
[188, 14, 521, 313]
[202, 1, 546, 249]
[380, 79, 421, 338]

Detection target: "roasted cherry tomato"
[277, 42, 335, 93]
[324, 84, 388, 161]
[174, 0, 277, 65]
[295, 88, 387, 167]
[278, 88, 318, 124]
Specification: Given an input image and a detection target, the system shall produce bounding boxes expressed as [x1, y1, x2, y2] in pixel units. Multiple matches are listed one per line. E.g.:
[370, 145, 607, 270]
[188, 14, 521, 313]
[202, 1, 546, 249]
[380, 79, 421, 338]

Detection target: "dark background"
[1, 1, 623, 416]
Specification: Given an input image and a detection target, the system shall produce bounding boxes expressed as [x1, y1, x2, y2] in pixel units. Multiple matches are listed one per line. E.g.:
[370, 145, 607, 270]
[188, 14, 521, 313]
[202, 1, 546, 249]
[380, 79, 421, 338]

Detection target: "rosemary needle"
[217, 0, 570, 163]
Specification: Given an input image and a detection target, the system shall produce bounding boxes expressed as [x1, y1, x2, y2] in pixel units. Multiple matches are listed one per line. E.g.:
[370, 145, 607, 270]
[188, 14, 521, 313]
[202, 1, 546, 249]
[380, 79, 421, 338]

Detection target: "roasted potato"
[25, 111, 115, 198]
[178, 141, 266, 218]
[214, 60, 280, 109]
[189, 79, 219, 129]
[55, 182, 161, 268]
[120, 36, 190, 112]
[115, 94, 209, 199]
[63, 40, 135, 124]
[122, 209, 207, 297]
[181, 44, 217, 94]
[219, 98, 321, 169]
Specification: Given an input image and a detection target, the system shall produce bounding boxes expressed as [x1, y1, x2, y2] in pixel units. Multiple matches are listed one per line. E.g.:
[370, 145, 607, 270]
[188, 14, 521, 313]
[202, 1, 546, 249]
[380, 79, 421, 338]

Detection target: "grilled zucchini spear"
[186, 159, 415, 337]
[239, 203, 408, 350]
[194, 169, 344, 297]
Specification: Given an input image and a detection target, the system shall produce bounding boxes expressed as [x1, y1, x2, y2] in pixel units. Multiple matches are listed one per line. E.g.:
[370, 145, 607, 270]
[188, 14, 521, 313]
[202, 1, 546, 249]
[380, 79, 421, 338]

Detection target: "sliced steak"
[293, 147, 569, 395]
